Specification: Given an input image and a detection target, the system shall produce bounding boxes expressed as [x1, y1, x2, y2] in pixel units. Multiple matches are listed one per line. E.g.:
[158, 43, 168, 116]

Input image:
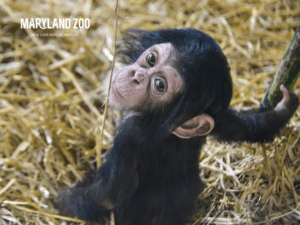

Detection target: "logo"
[20, 18, 90, 29]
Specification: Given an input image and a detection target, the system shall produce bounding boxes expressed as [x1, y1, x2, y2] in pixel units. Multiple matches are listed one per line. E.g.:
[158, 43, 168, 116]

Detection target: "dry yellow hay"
[0, 0, 300, 224]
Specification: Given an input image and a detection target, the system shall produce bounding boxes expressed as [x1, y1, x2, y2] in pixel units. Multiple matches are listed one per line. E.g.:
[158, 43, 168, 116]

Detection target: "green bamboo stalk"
[262, 24, 300, 108]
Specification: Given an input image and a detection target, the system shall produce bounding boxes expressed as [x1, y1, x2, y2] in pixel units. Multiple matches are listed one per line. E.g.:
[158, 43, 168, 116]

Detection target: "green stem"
[262, 24, 300, 108]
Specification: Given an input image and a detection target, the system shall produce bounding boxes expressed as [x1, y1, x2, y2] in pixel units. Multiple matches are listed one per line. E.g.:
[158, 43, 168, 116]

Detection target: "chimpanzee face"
[110, 43, 183, 111]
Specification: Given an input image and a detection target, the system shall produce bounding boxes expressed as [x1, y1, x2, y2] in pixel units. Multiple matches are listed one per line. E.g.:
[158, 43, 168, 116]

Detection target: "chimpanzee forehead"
[146, 43, 172, 57]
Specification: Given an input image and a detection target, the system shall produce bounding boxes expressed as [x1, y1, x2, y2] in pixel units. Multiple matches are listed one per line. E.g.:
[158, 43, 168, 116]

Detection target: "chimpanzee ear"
[172, 114, 215, 139]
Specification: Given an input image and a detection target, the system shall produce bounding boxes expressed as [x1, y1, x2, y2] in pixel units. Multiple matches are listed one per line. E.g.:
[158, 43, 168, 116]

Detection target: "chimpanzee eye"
[154, 78, 167, 93]
[146, 53, 156, 67]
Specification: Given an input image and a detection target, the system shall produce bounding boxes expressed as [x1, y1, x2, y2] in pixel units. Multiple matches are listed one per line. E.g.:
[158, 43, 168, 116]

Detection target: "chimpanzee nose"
[131, 70, 144, 84]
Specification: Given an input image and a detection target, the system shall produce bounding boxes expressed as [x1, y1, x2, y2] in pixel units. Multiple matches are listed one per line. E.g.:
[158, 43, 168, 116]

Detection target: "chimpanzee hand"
[55, 188, 79, 218]
[55, 188, 89, 219]
[275, 84, 299, 112]
[55, 187, 109, 222]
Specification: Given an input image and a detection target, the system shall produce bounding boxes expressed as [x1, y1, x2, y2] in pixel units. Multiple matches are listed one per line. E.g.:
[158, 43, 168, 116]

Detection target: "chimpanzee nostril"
[133, 72, 144, 84]
[130, 70, 135, 77]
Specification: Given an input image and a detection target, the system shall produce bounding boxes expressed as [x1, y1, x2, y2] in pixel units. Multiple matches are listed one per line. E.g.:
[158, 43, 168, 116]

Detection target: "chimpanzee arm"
[55, 120, 138, 221]
[211, 92, 298, 143]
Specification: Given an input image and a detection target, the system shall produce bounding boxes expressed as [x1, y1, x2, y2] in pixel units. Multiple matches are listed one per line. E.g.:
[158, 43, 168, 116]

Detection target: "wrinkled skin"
[110, 43, 183, 111]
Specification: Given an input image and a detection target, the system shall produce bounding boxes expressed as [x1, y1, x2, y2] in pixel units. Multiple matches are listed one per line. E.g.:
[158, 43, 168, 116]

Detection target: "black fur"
[55, 28, 299, 225]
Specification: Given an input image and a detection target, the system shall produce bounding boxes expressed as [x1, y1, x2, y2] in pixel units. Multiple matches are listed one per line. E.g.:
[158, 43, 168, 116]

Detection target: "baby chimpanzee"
[56, 28, 299, 225]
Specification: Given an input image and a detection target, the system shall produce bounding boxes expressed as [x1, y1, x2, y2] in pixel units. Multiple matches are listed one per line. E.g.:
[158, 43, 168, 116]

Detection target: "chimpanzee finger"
[264, 78, 272, 92]
[275, 85, 290, 110]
